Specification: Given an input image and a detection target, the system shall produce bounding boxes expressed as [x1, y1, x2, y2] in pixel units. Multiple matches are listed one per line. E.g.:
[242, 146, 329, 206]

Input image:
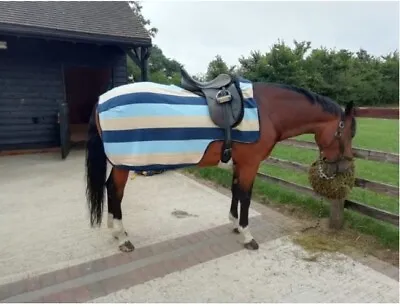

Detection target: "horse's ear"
[345, 101, 355, 116]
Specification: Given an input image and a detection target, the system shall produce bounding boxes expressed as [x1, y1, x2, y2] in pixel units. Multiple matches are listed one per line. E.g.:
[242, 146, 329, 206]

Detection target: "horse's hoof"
[233, 228, 240, 234]
[244, 239, 259, 250]
[119, 240, 135, 252]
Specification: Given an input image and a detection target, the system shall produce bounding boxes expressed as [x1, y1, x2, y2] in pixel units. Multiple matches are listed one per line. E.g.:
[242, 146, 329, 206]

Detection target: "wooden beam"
[126, 49, 141, 67]
[280, 139, 399, 164]
[142, 46, 151, 60]
[264, 157, 308, 172]
[354, 178, 398, 197]
[0, 147, 60, 156]
[140, 46, 150, 81]
[355, 107, 399, 119]
[126, 46, 150, 81]
[255, 172, 320, 199]
[344, 200, 399, 226]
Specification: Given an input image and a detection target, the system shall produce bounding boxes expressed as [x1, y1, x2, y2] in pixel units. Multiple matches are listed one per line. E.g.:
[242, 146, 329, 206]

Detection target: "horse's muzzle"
[322, 156, 353, 177]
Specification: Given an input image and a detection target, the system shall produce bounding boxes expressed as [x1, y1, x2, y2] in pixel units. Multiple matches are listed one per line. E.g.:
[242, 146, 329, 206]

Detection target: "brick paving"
[0, 215, 286, 303]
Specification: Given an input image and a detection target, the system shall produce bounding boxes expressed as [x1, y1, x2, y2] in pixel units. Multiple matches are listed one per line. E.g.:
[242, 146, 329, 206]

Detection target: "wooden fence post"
[329, 199, 345, 229]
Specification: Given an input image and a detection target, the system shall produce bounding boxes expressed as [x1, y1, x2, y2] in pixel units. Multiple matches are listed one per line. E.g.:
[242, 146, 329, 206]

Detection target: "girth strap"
[221, 105, 233, 163]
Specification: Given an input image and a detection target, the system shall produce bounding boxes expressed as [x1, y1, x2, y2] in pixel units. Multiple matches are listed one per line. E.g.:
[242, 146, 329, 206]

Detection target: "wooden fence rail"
[222, 107, 399, 229]
[264, 157, 398, 197]
[280, 139, 399, 164]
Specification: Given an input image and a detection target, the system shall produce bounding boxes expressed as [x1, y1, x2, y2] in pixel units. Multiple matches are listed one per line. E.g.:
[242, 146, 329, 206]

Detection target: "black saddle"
[180, 68, 245, 163]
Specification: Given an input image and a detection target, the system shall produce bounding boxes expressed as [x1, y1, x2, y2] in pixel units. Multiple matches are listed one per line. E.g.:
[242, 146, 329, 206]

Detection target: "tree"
[205, 55, 236, 80]
[127, 45, 183, 85]
[126, 2, 183, 85]
[234, 39, 399, 106]
[128, 1, 158, 37]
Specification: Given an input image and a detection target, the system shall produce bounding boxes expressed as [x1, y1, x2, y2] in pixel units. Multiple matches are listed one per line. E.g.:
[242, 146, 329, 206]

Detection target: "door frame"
[59, 63, 113, 159]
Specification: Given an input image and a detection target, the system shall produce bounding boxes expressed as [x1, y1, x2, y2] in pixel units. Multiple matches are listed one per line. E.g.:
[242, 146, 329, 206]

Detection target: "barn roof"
[0, 1, 152, 46]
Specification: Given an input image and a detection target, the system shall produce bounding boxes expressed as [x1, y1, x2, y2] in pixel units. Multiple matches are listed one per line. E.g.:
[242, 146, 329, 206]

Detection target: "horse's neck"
[274, 107, 332, 141]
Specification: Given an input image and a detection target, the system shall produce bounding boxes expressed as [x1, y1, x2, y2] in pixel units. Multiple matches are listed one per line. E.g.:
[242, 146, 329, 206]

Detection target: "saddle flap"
[203, 82, 244, 128]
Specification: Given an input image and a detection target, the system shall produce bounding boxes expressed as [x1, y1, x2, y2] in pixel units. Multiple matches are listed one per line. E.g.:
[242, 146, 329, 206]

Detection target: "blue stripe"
[104, 139, 213, 155]
[238, 77, 252, 84]
[245, 98, 258, 110]
[98, 91, 258, 113]
[99, 103, 259, 121]
[98, 92, 202, 113]
[102, 127, 260, 143]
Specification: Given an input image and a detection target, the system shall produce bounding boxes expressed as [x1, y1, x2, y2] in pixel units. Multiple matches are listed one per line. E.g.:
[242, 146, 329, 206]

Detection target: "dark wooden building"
[0, 1, 151, 158]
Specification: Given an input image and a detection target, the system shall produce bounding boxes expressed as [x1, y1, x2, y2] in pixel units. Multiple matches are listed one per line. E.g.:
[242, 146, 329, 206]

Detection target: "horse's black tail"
[85, 107, 107, 227]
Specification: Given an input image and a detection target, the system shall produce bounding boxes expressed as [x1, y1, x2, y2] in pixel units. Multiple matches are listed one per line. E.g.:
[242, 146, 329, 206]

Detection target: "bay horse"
[85, 74, 356, 252]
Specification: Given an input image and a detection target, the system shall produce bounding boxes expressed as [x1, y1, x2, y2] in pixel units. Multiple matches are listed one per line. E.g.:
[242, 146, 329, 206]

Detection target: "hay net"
[308, 158, 355, 200]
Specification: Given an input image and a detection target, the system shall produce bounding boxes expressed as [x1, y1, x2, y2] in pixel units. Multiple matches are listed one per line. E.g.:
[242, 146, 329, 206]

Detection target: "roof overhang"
[0, 22, 152, 48]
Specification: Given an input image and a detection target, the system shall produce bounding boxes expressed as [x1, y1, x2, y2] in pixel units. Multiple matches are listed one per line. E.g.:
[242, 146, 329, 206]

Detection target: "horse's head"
[315, 102, 356, 177]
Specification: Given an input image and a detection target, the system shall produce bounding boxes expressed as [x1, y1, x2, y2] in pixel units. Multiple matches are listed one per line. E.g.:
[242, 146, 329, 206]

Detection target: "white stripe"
[99, 82, 255, 105]
[99, 82, 199, 105]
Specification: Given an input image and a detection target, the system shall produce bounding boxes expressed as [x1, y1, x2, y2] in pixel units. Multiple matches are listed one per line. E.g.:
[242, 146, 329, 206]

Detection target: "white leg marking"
[107, 213, 114, 228]
[229, 212, 239, 228]
[112, 219, 130, 245]
[238, 225, 254, 244]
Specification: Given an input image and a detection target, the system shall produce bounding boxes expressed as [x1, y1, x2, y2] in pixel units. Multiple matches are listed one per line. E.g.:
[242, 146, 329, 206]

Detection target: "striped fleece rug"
[97, 79, 260, 172]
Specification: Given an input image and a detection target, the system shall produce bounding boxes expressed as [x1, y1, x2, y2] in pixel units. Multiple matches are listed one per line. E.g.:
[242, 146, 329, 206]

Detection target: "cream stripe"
[99, 82, 255, 105]
[107, 152, 205, 166]
[241, 87, 254, 99]
[235, 119, 259, 131]
[100, 116, 259, 132]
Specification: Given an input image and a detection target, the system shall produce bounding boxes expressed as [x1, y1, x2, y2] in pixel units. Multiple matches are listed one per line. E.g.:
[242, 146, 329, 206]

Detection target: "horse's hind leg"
[106, 169, 115, 229]
[106, 167, 134, 252]
[229, 163, 240, 233]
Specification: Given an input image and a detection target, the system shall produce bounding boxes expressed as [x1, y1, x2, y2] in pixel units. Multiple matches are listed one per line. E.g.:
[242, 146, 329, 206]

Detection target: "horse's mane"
[257, 82, 357, 138]
[267, 83, 342, 116]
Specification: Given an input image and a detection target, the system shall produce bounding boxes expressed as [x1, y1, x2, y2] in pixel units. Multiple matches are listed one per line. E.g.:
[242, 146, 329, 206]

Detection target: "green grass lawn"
[187, 118, 399, 249]
[295, 118, 399, 153]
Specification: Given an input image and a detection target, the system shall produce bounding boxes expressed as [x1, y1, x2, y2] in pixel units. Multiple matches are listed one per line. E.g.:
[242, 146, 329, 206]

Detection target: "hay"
[308, 159, 355, 200]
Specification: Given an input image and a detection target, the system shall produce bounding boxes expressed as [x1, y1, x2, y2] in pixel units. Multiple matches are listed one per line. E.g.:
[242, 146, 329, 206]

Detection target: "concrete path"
[91, 236, 399, 303]
[0, 150, 398, 303]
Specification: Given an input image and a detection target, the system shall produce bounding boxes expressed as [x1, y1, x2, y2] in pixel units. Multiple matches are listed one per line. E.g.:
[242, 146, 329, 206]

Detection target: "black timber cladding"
[0, 36, 127, 150]
[0, 1, 151, 151]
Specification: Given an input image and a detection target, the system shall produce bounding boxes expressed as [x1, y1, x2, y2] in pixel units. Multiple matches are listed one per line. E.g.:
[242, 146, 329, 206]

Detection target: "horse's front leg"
[107, 168, 134, 252]
[229, 163, 240, 233]
[238, 183, 258, 250]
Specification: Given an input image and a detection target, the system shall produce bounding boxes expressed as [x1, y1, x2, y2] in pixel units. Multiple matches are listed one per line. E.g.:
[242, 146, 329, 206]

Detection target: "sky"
[140, 0, 399, 75]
